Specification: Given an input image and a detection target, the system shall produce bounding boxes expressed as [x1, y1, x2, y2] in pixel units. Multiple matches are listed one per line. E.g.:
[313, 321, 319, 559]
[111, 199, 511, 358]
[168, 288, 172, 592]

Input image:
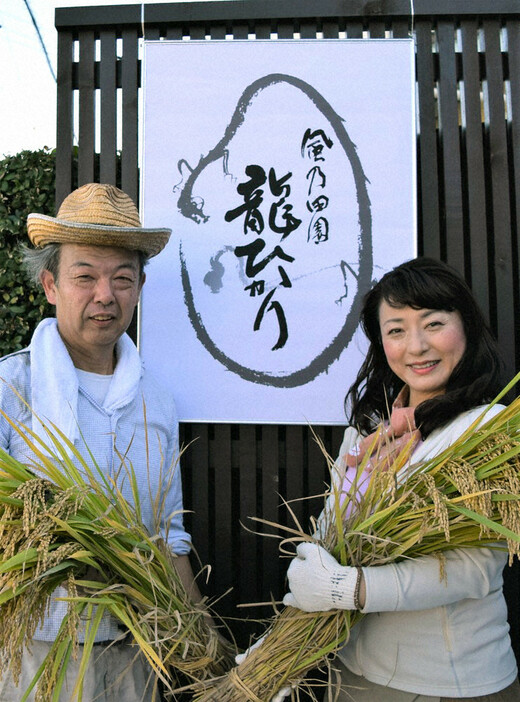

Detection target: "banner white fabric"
[140, 39, 416, 424]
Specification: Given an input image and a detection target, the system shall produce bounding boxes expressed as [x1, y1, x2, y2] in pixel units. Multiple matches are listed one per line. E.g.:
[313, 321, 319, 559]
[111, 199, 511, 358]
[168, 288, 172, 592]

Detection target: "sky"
[0, 0, 206, 159]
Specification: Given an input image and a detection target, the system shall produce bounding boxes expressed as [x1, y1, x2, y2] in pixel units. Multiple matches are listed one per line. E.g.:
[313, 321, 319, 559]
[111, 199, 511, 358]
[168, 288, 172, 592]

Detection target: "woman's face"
[379, 301, 467, 408]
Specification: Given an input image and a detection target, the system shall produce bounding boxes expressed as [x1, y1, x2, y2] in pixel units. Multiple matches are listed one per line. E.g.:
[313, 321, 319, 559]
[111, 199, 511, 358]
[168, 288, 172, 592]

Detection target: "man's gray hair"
[21, 243, 149, 285]
[21, 243, 61, 285]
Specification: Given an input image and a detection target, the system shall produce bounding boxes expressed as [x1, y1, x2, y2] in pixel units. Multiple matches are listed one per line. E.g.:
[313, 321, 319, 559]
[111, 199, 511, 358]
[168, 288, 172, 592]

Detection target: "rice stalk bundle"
[193, 376, 520, 701]
[0, 407, 235, 702]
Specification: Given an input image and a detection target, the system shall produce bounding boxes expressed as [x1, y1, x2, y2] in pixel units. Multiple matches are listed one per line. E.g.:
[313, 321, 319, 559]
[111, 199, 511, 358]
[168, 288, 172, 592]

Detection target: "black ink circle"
[179, 73, 372, 388]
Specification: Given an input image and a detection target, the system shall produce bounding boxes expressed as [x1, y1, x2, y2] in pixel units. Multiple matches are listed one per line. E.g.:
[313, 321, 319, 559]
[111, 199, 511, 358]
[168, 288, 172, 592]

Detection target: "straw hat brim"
[27, 213, 171, 258]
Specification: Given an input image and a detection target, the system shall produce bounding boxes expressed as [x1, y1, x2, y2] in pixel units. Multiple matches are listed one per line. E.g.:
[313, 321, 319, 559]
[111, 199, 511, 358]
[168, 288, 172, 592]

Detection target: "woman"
[282, 258, 519, 701]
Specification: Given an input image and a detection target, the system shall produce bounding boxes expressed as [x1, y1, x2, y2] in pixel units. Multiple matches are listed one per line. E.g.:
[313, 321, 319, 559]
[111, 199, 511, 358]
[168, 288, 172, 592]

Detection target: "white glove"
[235, 635, 292, 700]
[271, 686, 292, 701]
[282, 542, 359, 612]
[235, 634, 265, 665]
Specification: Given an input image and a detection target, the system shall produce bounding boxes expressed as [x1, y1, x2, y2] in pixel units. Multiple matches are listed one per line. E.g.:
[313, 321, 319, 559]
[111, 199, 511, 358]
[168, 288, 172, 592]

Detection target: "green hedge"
[0, 149, 55, 356]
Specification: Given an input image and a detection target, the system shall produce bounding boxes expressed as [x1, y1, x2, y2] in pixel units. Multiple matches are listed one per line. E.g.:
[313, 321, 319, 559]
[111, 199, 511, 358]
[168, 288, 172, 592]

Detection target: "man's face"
[41, 244, 145, 372]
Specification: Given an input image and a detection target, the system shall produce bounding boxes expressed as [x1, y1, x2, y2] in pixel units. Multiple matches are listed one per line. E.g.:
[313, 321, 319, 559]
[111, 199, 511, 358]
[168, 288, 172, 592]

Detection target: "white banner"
[140, 39, 416, 424]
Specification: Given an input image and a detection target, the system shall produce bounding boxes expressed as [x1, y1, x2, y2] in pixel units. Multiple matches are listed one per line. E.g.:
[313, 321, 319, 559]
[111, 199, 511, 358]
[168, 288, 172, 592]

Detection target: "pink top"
[341, 386, 422, 509]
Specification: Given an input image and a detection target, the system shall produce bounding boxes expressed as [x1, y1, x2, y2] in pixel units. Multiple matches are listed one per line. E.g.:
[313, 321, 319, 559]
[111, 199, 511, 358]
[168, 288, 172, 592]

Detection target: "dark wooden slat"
[120, 28, 139, 203]
[144, 27, 161, 41]
[230, 22, 249, 40]
[437, 20, 465, 271]
[177, 423, 195, 539]
[299, 19, 318, 39]
[413, 0, 520, 12]
[483, 19, 515, 381]
[346, 20, 364, 39]
[307, 427, 330, 520]
[391, 19, 410, 38]
[501, 0, 520, 633]
[283, 424, 306, 590]
[460, 20, 491, 317]
[181, 424, 212, 572]
[78, 30, 96, 186]
[415, 20, 442, 258]
[284, 425, 305, 508]
[321, 19, 341, 39]
[237, 425, 260, 609]
[56, 0, 520, 29]
[208, 23, 227, 40]
[99, 30, 118, 186]
[507, 21, 520, 374]
[188, 24, 206, 40]
[368, 19, 386, 38]
[165, 26, 183, 40]
[276, 18, 295, 39]
[260, 425, 284, 598]
[57, 3, 141, 27]
[252, 20, 272, 40]
[56, 30, 74, 208]
[208, 425, 235, 600]
[504, 562, 520, 667]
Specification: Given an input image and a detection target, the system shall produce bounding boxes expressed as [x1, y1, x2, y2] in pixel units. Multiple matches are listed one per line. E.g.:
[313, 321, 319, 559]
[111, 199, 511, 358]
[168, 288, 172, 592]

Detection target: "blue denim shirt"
[0, 321, 191, 641]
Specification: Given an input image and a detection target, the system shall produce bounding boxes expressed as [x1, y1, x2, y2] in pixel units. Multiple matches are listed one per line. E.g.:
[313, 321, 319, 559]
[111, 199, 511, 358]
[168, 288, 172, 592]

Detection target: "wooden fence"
[55, 0, 520, 669]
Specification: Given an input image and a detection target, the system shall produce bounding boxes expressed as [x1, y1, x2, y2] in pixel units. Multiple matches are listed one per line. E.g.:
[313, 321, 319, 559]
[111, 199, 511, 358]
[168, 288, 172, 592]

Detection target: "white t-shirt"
[76, 368, 113, 407]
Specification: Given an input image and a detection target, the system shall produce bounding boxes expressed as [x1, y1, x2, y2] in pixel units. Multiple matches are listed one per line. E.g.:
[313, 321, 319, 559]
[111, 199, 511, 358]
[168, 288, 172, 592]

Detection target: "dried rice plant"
[193, 376, 520, 701]
[0, 407, 235, 702]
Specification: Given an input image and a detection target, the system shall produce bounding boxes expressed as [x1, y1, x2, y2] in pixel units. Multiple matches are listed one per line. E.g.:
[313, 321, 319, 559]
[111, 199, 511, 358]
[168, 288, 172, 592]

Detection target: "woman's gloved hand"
[282, 543, 360, 612]
[234, 635, 265, 665]
[235, 636, 293, 700]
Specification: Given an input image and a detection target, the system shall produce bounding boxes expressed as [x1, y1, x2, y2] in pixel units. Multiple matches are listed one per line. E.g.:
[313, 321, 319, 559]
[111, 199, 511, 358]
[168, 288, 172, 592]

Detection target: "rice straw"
[0, 406, 235, 701]
[193, 374, 520, 700]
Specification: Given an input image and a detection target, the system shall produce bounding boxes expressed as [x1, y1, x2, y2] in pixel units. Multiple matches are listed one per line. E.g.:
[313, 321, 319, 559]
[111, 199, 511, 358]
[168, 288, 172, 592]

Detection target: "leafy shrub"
[0, 148, 55, 356]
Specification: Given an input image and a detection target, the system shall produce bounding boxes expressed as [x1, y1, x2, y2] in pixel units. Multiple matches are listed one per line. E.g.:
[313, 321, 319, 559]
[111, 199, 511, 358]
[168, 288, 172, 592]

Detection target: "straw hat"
[27, 183, 171, 257]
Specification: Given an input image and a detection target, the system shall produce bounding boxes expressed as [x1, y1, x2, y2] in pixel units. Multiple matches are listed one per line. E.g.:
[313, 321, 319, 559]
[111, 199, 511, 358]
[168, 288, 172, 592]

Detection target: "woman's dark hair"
[345, 257, 503, 438]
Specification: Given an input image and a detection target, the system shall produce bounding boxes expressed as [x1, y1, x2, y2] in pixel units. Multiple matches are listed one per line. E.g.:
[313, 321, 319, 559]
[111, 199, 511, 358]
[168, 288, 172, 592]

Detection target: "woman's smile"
[408, 360, 440, 372]
[379, 301, 467, 408]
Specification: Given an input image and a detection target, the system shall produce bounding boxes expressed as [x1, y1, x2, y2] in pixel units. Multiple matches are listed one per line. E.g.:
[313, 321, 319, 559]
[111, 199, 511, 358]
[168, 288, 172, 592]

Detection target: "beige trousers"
[335, 659, 520, 702]
[0, 639, 158, 702]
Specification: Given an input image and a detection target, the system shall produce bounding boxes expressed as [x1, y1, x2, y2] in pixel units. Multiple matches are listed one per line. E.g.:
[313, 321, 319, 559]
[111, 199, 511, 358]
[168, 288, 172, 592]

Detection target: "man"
[0, 183, 200, 701]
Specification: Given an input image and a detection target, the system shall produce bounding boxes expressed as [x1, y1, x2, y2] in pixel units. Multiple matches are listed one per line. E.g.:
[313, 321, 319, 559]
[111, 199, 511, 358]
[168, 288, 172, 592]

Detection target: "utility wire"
[22, 0, 57, 83]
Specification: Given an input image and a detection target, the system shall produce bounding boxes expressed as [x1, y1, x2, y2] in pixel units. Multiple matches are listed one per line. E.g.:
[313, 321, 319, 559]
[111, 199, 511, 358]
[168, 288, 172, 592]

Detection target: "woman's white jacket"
[332, 404, 518, 697]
